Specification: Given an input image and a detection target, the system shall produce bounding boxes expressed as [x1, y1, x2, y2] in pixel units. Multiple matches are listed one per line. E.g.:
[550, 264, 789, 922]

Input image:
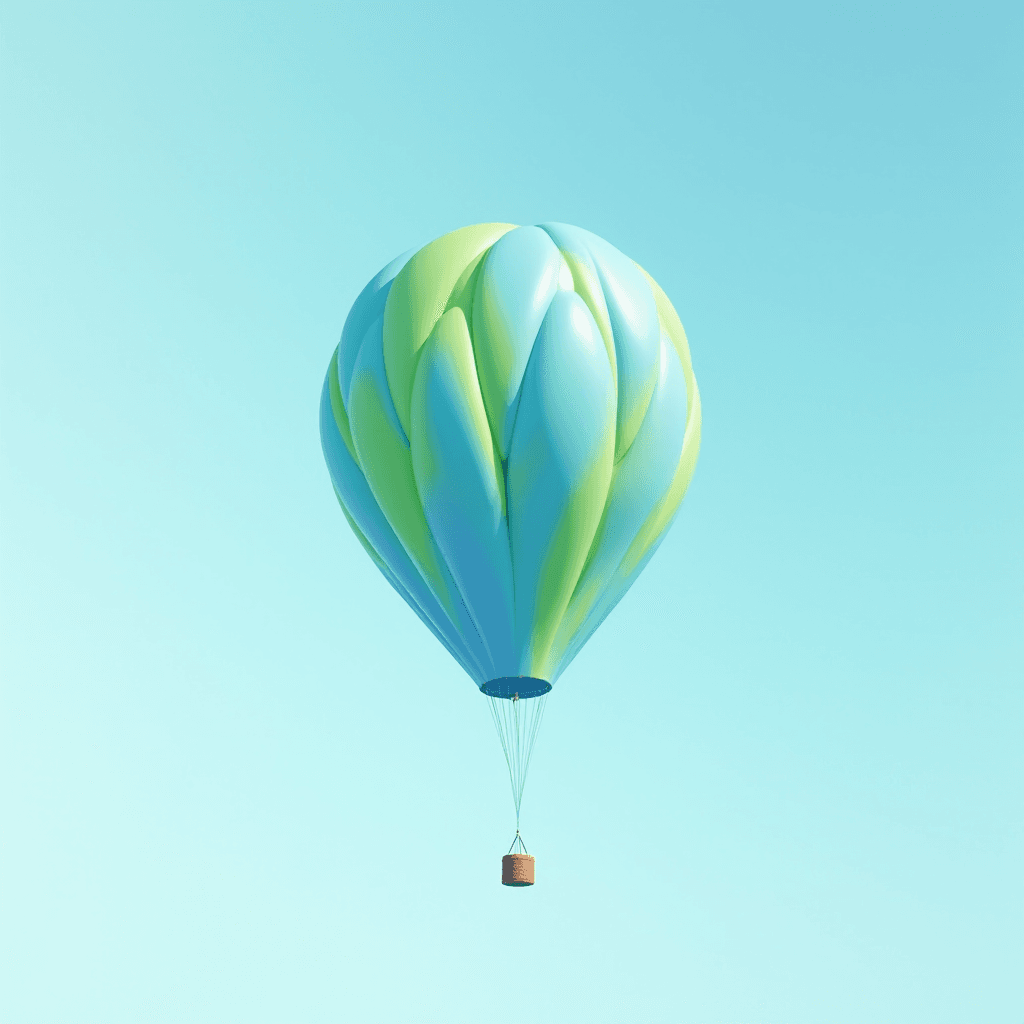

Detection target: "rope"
[507, 830, 529, 855]
[487, 691, 548, 829]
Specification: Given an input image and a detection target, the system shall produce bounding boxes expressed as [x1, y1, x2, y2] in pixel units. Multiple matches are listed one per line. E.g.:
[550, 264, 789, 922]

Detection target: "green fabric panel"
[470, 227, 569, 459]
[506, 291, 617, 679]
[527, 451, 615, 680]
[327, 347, 360, 466]
[615, 269, 702, 580]
[549, 334, 688, 663]
[447, 250, 490, 326]
[382, 222, 515, 438]
[639, 266, 698, 382]
[335, 488, 388, 571]
[410, 308, 501, 502]
[334, 485, 482, 684]
[411, 308, 515, 672]
[554, 248, 618, 393]
[347, 366, 458, 622]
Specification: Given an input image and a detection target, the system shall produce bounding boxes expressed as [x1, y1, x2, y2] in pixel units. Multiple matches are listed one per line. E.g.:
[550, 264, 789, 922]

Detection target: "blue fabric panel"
[471, 226, 565, 457]
[540, 223, 661, 459]
[506, 290, 616, 676]
[345, 320, 496, 681]
[319, 374, 488, 684]
[553, 508, 682, 682]
[337, 249, 415, 408]
[556, 333, 688, 668]
[363, 526, 483, 686]
[411, 310, 519, 677]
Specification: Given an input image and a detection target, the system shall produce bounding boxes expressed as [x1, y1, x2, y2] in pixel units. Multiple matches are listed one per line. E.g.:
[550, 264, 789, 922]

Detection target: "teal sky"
[1, 3, 1021, 1022]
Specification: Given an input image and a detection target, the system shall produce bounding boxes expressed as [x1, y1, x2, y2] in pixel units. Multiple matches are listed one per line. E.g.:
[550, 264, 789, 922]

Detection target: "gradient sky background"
[1, 3, 1021, 1022]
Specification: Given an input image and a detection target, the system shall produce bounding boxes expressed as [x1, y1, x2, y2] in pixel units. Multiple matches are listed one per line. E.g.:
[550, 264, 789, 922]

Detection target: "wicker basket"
[501, 853, 535, 886]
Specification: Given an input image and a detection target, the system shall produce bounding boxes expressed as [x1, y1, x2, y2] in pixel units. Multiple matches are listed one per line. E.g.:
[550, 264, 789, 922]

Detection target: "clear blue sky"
[1, 3, 1020, 1022]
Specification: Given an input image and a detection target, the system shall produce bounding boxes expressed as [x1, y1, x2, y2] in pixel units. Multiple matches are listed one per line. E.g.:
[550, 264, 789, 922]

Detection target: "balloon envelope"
[320, 223, 701, 692]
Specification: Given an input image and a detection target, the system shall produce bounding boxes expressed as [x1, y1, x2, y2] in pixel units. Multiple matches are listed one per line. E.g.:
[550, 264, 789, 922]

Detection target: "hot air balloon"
[320, 223, 701, 885]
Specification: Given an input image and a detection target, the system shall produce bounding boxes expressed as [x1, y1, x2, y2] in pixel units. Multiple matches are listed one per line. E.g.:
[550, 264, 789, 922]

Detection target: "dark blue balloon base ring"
[482, 677, 552, 699]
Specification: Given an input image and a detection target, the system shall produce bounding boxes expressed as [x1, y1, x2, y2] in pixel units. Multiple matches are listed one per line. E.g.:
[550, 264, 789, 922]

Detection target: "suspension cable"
[488, 691, 548, 829]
